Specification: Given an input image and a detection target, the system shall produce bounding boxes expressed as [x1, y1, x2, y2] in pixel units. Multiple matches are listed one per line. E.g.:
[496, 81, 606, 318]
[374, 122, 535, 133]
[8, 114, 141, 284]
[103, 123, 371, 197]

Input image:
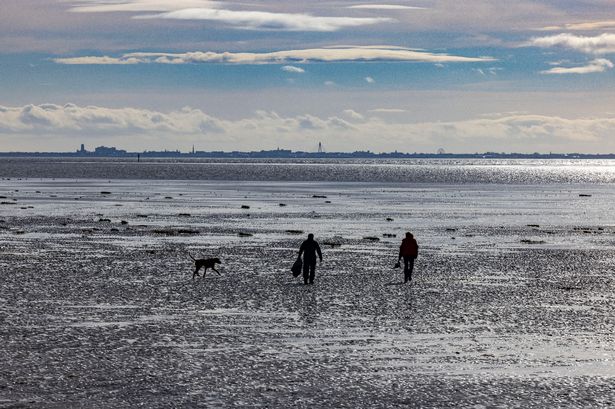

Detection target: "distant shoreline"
[1, 150, 615, 160]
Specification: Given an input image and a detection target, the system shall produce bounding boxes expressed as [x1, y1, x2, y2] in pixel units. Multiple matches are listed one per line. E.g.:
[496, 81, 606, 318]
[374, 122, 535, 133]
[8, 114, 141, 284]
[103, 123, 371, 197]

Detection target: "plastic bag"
[291, 257, 303, 277]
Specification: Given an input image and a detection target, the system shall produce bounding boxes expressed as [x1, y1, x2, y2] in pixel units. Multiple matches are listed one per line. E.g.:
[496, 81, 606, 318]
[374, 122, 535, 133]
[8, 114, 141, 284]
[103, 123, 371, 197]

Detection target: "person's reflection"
[297, 287, 319, 325]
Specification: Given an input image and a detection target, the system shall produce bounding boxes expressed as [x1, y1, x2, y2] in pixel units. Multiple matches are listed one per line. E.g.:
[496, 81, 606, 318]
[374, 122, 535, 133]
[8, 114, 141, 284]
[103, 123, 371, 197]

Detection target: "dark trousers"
[303, 259, 316, 284]
[403, 256, 415, 282]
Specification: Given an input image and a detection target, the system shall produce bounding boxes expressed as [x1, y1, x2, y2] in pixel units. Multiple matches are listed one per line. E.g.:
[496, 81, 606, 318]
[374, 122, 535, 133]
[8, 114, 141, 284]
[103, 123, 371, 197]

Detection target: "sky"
[1, 0, 615, 153]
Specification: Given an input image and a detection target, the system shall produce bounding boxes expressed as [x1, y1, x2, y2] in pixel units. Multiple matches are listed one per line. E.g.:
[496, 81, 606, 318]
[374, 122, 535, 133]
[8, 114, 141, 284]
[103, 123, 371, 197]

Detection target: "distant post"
[137, 153, 140, 162]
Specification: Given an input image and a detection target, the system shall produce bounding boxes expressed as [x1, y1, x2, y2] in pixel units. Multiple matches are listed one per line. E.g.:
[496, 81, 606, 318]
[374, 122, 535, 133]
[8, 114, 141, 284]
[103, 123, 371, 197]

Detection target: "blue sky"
[1, 0, 615, 153]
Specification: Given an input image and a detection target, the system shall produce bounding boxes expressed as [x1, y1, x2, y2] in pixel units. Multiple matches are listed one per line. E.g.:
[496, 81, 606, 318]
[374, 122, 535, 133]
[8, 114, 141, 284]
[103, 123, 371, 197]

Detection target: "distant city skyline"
[1, 143, 615, 160]
[1, 1, 615, 153]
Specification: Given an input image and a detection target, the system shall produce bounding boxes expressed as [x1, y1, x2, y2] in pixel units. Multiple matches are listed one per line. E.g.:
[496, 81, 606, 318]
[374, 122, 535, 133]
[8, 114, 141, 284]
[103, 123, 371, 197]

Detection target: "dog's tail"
[188, 252, 196, 261]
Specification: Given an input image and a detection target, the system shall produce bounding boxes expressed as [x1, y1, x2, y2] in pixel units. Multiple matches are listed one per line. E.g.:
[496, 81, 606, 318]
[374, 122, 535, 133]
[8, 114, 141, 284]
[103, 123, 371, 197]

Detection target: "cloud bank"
[2, 103, 615, 152]
[53, 46, 496, 65]
[0, 104, 225, 135]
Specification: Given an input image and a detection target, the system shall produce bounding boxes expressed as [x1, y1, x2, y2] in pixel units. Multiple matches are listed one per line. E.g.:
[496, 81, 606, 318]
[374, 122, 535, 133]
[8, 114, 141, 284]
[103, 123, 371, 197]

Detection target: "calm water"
[1, 157, 615, 184]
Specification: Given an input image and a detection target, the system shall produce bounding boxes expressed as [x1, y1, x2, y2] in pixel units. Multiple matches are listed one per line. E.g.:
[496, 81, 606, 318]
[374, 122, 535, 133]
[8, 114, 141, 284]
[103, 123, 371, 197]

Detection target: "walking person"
[298, 233, 323, 285]
[398, 232, 419, 283]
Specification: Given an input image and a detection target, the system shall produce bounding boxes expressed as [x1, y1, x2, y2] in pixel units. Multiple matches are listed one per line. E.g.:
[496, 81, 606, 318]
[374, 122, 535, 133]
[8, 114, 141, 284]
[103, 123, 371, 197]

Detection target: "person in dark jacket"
[398, 232, 419, 283]
[298, 233, 323, 285]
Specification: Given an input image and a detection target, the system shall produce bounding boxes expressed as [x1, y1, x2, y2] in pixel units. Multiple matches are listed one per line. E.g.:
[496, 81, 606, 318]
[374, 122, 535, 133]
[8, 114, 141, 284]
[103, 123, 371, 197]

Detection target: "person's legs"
[407, 257, 414, 282]
[308, 262, 316, 284]
[302, 259, 310, 285]
[403, 256, 410, 282]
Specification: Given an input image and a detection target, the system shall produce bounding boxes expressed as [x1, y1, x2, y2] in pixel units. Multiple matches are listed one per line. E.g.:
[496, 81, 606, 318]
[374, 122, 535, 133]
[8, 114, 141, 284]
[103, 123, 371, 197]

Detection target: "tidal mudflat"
[2, 177, 615, 407]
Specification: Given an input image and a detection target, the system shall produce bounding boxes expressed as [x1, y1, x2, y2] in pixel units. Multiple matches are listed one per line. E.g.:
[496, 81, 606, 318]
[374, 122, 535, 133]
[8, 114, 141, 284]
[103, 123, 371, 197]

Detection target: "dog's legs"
[193, 265, 201, 279]
[212, 267, 221, 276]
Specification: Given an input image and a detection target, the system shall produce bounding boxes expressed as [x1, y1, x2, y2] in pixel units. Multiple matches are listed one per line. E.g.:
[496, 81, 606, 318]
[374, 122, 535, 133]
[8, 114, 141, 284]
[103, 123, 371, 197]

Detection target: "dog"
[189, 253, 222, 279]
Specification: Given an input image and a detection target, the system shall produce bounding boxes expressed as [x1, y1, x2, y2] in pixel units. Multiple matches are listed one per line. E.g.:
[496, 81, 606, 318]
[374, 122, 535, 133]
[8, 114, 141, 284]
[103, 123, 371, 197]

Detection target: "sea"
[2, 157, 615, 183]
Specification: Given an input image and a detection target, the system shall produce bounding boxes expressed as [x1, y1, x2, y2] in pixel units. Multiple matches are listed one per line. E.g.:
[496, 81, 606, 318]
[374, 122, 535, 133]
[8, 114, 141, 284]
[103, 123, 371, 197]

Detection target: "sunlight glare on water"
[2, 158, 615, 184]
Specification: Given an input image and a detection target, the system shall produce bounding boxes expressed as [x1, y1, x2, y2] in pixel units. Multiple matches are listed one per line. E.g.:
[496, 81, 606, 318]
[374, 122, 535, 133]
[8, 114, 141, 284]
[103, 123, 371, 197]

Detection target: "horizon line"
[1, 148, 615, 158]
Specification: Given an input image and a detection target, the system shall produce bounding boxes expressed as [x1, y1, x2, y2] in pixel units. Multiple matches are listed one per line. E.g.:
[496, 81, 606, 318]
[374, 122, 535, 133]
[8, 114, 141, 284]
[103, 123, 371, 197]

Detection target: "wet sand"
[2, 179, 615, 407]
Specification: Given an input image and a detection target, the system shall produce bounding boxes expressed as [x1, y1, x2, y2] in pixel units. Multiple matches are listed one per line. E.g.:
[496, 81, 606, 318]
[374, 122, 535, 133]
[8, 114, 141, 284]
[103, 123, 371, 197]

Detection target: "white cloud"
[539, 20, 615, 32]
[364, 76, 375, 83]
[51, 56, 144, 65]
[369, 108, 406, 113]
[281, 65, 305, 73]
[343, 109, 364, 120]
[70, 1, 392, 32]
[347, 4, 426, 10]
[0, 104, 225, 134]
[148, 8, 391, 31]
[529, 33, 615, 54]
[471, 67, 501, 76]
[541, 58, 613, 74]
[69, 1, 221, 13]
[54, 46, 496, 65]
[3, 103, 615, 152]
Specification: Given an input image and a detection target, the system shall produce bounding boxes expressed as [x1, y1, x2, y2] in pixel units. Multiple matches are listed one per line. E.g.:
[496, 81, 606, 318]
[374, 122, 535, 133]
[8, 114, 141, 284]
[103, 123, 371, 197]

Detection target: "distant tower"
[80, 144, 85, 153]
[318, 142, 323, 153]
[192, 145, 195, 154]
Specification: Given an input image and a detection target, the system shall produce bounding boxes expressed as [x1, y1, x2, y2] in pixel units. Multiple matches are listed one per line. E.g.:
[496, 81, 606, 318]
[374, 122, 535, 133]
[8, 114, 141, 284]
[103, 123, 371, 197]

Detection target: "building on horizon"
[94, 146, 127, 156]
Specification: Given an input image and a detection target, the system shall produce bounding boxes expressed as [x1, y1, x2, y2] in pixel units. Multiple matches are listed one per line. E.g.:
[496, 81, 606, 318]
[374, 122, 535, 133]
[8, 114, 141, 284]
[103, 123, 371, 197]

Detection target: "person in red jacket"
[398, 232, 419, 283]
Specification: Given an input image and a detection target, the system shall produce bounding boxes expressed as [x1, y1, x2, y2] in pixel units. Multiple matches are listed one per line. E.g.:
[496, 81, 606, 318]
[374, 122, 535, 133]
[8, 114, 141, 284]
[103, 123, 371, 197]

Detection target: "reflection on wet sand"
[1, 177, 615, 406]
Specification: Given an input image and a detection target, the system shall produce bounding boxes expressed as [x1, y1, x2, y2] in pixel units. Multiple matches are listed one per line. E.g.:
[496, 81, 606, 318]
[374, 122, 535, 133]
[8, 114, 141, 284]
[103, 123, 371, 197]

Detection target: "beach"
[2, 160, 615, 407]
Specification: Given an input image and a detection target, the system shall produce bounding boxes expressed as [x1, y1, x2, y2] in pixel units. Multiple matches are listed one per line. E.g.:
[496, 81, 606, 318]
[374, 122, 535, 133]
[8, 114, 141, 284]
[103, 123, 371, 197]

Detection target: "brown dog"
[189, 253, 222, 279]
